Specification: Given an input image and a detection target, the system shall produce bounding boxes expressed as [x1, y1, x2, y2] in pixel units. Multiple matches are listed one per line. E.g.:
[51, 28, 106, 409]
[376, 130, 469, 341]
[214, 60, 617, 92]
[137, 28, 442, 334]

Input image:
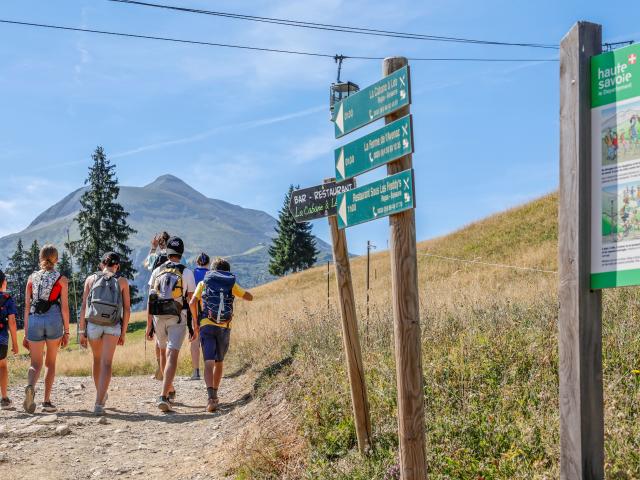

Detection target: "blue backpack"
[200, 270, 236, 323]
[0, 294, 11, 336]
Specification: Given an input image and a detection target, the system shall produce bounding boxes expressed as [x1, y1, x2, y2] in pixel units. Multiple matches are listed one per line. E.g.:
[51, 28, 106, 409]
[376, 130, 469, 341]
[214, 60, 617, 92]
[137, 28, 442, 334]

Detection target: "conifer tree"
[58, 251, 81, 322]
[27, 239, 40, 273]
[268, 185, 318, 276]
[68, 146, 140, 303]
[6, 239, 30, 320]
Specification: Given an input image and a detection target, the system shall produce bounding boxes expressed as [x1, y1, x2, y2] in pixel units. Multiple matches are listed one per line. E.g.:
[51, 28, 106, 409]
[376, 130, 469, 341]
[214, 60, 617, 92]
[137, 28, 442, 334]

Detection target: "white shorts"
[154, 313, 187, 351]
[87, 322, 122, 340]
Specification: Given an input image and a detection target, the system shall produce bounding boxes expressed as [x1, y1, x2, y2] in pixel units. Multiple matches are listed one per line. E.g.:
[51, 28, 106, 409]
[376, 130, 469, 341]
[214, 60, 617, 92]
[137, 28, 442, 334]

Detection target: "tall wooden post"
[558, 22, 603, 479]
[326, 179, 373, 454]
[384, 57, 428, 479]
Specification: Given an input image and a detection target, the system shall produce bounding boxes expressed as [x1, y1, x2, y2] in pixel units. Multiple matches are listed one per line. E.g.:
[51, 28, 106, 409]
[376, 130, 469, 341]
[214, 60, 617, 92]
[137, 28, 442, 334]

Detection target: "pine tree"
[68, 146, 140, 304]
[27, 239, 40, 273]
[57, 251, 82, 323]
[58, 250, 72, 278]
[5, 239, 30, 320]
[268, 185, 318, 276]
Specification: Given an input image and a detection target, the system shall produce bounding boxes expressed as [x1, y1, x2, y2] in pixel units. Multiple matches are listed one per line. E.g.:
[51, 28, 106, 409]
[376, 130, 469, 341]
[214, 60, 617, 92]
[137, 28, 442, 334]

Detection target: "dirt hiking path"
[0, 370, 289, 479]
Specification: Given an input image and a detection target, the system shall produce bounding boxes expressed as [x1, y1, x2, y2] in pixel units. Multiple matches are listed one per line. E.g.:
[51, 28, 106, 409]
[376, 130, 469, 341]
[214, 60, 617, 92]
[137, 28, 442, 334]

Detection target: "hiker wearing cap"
[78, 252, 131, 415]
[22, 245, 70, 414]
[189, 252, 210, 381]
[146, 236, 196, 412]
[144, 232, 170, 382]
[189, 257, 253, 412]
[0, 269, 19, 410]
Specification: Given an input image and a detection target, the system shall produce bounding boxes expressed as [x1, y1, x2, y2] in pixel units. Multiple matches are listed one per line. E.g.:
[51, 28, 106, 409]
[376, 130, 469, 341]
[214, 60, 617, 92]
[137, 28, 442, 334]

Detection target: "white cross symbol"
[629, 53, 637, 65]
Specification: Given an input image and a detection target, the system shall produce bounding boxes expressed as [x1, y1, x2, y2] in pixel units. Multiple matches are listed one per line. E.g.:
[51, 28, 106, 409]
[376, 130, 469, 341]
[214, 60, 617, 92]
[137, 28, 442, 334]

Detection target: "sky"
[0, 0, 637, 256]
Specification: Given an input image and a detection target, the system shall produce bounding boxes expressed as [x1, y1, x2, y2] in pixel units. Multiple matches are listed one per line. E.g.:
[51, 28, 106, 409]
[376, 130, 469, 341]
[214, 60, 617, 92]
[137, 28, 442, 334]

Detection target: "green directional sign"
[332, 66, 410, 138]
[337, 169, 414, 229]
[335, 115, 413, 181]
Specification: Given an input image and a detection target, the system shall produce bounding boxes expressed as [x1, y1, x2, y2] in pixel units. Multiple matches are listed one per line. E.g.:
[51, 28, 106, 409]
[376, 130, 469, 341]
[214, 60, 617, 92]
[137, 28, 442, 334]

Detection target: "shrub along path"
[0, 369, 286, 479]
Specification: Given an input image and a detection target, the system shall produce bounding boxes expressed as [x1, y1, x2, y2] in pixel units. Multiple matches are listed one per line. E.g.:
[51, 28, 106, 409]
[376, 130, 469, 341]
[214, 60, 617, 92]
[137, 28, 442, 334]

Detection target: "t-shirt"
[192, 277, 246, 329]
[193, 267, 209, 285]
[0, 293, 17, 345]
[148, 262, 196, 322]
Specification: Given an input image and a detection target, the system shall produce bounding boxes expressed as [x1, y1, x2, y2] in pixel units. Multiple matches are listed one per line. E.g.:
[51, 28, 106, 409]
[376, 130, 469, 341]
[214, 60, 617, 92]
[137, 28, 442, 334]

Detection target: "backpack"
[0, 294, 11, 336]
[200, 270, 236, 323]
[30, 270, 62, 315]
[86, 273, 123, 326]
[149, 262, 185, 318]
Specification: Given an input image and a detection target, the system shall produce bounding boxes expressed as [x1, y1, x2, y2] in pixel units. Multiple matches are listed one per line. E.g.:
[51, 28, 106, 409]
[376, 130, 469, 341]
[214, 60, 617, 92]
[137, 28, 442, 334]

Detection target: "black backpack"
[0, 293, 11, 336]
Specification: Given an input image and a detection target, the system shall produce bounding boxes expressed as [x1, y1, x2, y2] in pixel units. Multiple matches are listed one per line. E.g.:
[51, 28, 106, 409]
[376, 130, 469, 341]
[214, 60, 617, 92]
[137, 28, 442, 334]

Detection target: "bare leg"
[162, 348, 179, 397]
[43, 339, 61, 403]
[203, 360, 215, 388]
[212, 361, 224, 389]
[154, 345, 163, 380]
[27, 341, 45, 388]
[190, 335, 200, 375]
[89, 337, 103, 393]
[96, 335, 118, 406]
[0, 359, 8, 398]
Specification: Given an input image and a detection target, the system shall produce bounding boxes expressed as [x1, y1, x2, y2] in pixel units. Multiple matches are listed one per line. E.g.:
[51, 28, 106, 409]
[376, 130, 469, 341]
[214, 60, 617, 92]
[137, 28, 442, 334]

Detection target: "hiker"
[78, 252, 131, 415]
[0, 269, 19, 410]
[146, 236, 196, 412]
[189, 253, 210, 380]
[189, 257, 253, 413]
[144, 231, 170, 381]
[22, 245, 70, 414]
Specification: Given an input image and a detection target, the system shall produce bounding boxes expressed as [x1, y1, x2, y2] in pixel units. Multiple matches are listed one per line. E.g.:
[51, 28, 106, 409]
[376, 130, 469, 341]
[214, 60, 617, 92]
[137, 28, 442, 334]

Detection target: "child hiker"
[189, 253, 211, 381]
[0, 269, 19, 409]
[189, 257, 252, 412]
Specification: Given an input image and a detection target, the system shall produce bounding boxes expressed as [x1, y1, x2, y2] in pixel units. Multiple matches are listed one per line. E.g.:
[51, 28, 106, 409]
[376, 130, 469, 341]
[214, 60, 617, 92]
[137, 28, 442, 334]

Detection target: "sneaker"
[157, 396, 172, 412]
[167, 391, 176, 403]
[23, 385, 36, 414]
[93, 404, 105, 416]
[41, 402, 57, 413]
[0, 398, 13, 410]
[206, 397, 219, 413]
[189, 371, 201, 381]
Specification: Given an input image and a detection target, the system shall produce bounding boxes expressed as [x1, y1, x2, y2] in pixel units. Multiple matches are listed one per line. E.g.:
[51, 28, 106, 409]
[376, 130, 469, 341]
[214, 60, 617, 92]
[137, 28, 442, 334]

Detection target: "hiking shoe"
[167, 391, 176, 403]
[206, 397, 219, 413]
[41, 402, 57, 413]
[157, 396, 172, 412]
[189, 371, 201, 381]
[23, 385, 36, 414]
[93, 404, 105, 416]
[0, 397, 13, 410]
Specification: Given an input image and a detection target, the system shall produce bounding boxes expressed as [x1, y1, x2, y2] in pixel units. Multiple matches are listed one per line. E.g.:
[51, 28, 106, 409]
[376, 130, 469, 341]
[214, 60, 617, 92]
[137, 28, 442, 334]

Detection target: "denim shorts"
[87, 322, 122, 340]
[27, 305, 64, 342]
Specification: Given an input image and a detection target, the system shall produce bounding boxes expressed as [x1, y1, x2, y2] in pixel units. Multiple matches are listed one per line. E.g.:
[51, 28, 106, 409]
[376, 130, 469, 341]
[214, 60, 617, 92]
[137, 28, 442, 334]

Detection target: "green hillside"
[226, 192, 640, 479]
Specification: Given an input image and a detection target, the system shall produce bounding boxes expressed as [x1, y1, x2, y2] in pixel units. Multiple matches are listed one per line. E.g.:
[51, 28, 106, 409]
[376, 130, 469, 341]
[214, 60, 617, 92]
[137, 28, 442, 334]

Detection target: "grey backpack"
[86, 273, 122, 326]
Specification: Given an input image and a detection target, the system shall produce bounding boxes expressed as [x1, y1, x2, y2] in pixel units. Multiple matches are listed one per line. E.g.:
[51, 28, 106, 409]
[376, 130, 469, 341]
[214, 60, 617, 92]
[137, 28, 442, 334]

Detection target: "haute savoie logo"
[596, 53, 636, 93]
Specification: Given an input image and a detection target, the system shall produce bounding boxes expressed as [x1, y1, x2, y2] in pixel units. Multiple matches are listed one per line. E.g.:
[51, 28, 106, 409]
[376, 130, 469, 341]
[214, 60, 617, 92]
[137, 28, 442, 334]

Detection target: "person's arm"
[233, 284, 253, 302]
[242, 291, 253, 301]
[59, 277, 70, 348]
[78, 277, 92, 348]
[118, 277, 131, 346]
[22, 277, 31, 350]
[8, 314, 18, 355]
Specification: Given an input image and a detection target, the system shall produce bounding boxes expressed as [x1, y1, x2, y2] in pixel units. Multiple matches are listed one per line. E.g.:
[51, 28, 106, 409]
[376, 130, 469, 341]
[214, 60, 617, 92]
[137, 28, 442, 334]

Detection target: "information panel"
[591, 43, 640, 288]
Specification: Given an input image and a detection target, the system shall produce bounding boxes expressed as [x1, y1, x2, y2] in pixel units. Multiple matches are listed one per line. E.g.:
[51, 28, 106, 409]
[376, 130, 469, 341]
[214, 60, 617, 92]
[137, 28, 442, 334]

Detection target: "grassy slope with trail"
[8, 192, 640, 478]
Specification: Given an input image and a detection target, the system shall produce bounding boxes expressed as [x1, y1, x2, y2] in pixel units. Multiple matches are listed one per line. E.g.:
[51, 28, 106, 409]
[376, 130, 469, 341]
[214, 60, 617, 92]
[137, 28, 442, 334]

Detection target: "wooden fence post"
[326, 178, 373, 454]
[384, 57, 428, 479]
[558, 21, 604, 479]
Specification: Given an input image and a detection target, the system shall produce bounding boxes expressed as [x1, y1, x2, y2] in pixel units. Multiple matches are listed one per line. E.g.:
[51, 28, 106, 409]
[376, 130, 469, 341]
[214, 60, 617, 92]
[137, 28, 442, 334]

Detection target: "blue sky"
[0, 0, 636, 255]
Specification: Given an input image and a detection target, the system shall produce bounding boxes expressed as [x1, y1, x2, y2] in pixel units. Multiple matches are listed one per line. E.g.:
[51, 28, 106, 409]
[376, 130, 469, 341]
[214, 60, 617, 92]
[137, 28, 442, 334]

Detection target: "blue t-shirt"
[0, 294, 17, 345]
[193, 267, 209, 286]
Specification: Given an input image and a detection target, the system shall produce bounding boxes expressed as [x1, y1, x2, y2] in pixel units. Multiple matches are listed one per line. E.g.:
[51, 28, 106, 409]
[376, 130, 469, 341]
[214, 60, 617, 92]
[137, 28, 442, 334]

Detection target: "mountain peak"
[144, 174, 189, 189]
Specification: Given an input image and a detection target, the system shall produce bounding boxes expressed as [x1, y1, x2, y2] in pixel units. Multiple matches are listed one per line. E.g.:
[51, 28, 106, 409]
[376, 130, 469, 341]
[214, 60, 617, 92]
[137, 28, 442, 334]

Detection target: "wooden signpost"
[332, 57, 427, 478]
[558, 22, 603, 479]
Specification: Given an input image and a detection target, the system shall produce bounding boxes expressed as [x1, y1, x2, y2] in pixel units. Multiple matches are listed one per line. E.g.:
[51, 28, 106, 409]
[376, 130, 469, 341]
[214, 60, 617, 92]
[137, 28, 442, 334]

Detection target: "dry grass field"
[8, 192, 640, 478]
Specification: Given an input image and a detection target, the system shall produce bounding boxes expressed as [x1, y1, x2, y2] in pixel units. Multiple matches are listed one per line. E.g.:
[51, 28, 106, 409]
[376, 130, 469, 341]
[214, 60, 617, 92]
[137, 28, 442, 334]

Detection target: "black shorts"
[200, 325, 231, 362]
[0, 344, 7, 361]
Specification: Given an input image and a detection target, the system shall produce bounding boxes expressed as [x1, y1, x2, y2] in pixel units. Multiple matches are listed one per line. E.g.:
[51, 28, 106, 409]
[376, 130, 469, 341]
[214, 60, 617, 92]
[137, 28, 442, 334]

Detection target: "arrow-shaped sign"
[334, 115, 413, 181]
[335, 103, 344, 135]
